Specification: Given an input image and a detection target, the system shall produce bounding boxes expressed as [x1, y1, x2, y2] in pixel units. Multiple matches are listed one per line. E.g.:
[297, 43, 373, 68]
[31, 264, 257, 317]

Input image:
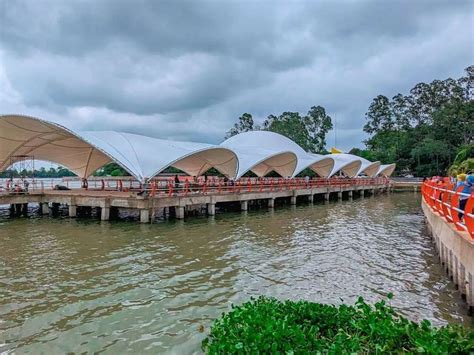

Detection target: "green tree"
[225, 113, 258, 138]
[304, 105, 333, 152]
[225, 106, 333, 153]
[363, 65, 473, 176]
[262, 112, 311, 150]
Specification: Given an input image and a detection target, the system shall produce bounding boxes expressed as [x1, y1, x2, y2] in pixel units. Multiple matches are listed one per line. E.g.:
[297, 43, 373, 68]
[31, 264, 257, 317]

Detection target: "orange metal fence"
[0, 176, 389, 197]
[421, 179, 474, 239]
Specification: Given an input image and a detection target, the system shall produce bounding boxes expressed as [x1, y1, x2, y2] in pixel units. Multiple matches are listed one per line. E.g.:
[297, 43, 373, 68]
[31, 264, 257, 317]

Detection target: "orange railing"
[0, 176, 390, 198]
[142, 176, 389, 197]
[421, 179, 474, 239]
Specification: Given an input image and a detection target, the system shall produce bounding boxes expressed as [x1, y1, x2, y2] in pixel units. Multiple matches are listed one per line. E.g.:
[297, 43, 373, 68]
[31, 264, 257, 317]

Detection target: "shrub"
[202, 296, 474, 354]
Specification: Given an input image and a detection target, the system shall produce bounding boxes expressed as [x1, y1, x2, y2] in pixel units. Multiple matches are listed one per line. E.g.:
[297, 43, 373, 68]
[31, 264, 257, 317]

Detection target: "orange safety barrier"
[422, 178, 473, 239]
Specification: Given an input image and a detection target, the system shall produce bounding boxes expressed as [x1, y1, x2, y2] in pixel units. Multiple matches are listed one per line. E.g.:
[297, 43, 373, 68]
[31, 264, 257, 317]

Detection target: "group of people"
[7, 177, 29, 194]
[426, 174, 473, 221]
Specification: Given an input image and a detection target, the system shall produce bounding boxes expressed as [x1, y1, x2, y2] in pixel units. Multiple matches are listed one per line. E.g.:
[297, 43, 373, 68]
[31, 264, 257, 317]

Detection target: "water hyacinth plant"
[202, 295, 474, 353]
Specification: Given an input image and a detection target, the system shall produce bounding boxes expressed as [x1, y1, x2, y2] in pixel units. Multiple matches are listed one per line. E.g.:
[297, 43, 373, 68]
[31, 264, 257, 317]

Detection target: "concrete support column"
[101, 207, 110, 221]
[459, 264, 466, 298]
[21, 203, 28, 216]
[452, 255, 459, 288]
[268, 198, 275, 209]
[371, 189, 376, 196]
[440, 244, 446, 267]
[40, 202, 49, 215]
[337, 191, 342, 200]
[139, 209, 150, 223]
[241, 200, 248, 211]
[207, 203, 216, 216]
[448, 250, 454, 280]
[290, 195, 297, 205]
[308, 194, 314, 204]
[348, 190, 353, 199]
[324, 193, 330, 201]
[361, 189, 365, 198]
[176, 206, 185, 219]
[68, 204, 77, 218]
[467, 273, 474, 314]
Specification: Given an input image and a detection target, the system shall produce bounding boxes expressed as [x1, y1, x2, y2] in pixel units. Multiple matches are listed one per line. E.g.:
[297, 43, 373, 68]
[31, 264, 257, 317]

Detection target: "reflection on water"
[0, 193, 471, 353]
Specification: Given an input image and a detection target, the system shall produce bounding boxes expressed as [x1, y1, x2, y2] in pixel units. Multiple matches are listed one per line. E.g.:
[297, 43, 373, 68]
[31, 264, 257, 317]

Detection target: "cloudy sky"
[1, 0, 472, 151]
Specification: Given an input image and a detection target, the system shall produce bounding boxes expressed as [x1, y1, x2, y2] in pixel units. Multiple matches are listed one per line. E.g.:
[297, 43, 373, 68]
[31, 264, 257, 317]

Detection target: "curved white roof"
[327, 154, 362, 177]
[1, 115, 394, 182]
[376, 163, 396, 177]
[0, 115, 238, 181]
[221, 131, 334, 178]
[328, 153, 380, 177]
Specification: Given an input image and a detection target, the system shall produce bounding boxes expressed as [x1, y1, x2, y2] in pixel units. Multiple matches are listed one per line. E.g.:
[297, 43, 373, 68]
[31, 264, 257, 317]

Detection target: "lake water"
[0, 193, 471, 353]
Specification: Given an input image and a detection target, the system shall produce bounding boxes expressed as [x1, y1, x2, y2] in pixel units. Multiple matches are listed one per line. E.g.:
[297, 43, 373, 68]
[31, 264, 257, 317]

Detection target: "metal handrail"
[0, 176, 390, 197]
[421, 179, 474, 238]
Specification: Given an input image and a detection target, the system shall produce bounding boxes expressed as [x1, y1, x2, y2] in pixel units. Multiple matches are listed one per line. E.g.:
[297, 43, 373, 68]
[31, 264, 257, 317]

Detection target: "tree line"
[0, 166, 76, 178]
[360, 65, 473, 176]
[226, 66, 473, 177]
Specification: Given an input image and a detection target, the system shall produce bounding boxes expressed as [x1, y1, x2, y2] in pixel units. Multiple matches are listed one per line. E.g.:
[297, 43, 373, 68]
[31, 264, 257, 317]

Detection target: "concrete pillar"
[448, 249, 454, 280]
[68, 204, 77, 218]
[268, 198, 275, 209]
[139, 209, 150, 223]
[371, 189, 376, 196]
[241, 200, 248, 211]
[308, 194, 314, 204]
[176, 206, 185, 219]
[361, 189, 365, 198]
[324, 193, 330, 201]
[207, 203, 216, 216]
[290, 195, 297, 205]
[337, 191, 342, 200]
[452, 255, 459, 288]
[440, 244, 446, 267]
[467, 273, 474, 314]
[101, 207, 110, 221]
[40, 202, 49, 215]
[348, 190, 353, 199]
[459, 263, 466, 298]
[21, 203, 28, 216]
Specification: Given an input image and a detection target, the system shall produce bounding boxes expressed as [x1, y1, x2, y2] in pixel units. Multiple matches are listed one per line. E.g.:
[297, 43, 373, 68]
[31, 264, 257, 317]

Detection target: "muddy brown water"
[0, 193, 471, 353]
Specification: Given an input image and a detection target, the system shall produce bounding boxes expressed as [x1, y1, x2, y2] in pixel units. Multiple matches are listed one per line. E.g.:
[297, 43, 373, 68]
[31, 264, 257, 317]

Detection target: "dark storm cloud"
[0, 0, 472, 149]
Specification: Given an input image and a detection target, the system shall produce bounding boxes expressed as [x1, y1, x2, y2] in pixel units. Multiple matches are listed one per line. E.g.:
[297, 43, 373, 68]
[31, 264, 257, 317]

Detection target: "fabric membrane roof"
[221, 131, 334, 178]
[376, 164, 396, 177]
[0, 115, 396, 181]
[328, 154, 362, 177]
[0, 115, 238, 181]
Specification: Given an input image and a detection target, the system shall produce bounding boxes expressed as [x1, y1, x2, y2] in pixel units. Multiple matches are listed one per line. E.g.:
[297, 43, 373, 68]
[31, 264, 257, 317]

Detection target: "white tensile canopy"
[376, 164, 396, 177]
[328, 154, 362, 177]
[352, 155, 381, 177]
[0, 115, 238, 182]
[221, 131, 334, 178]
[1, 114, 394, 182]
[328, 153, 381, 177]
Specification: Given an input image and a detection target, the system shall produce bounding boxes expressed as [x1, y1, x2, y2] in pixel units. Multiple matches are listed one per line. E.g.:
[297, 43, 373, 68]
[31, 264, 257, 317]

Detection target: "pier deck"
[1, 178, 390, 223]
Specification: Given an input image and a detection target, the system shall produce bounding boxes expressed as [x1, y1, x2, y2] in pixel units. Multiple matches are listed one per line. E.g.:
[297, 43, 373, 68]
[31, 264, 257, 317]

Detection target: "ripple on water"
[0, 193, 472, 353]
